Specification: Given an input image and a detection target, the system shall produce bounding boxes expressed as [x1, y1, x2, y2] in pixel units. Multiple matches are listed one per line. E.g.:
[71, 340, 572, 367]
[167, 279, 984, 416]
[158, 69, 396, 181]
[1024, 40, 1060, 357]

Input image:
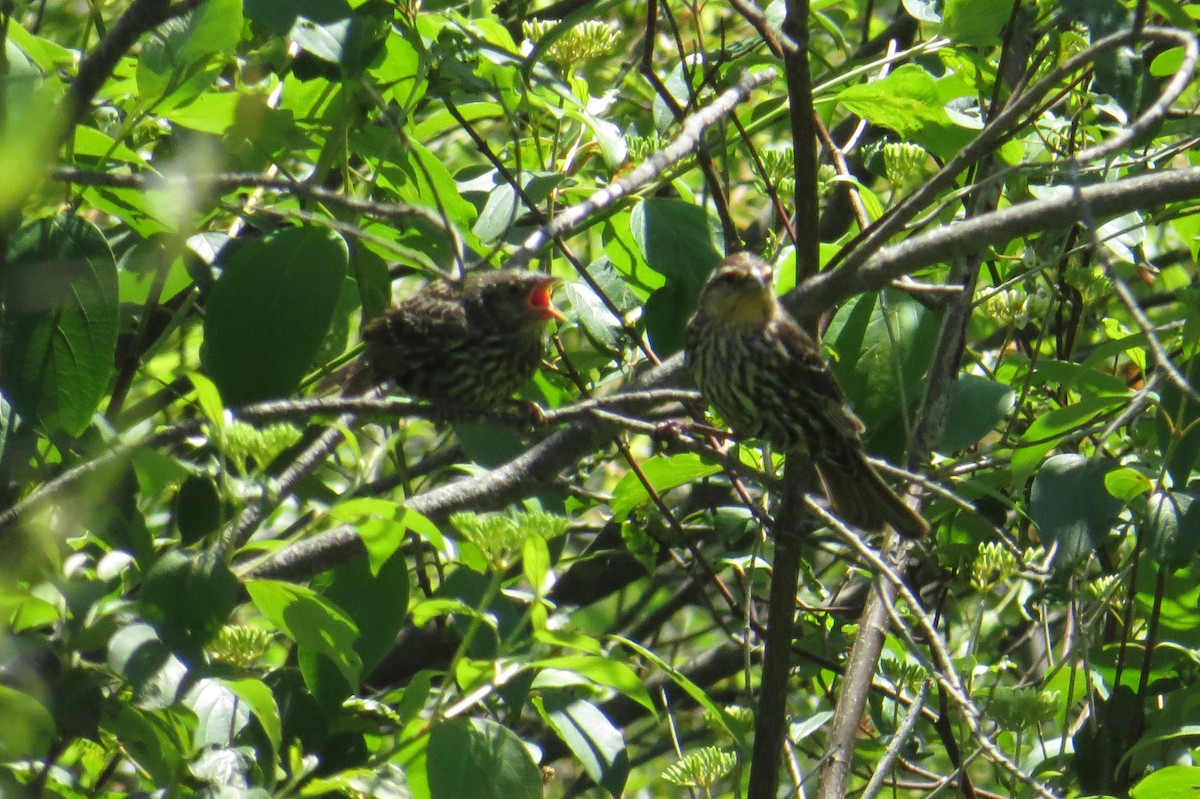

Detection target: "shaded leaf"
[0, 213, 118, 435]
[540, 691, 628, 797]
[202, 227, 348, 405]
[427, 717, 541, 799]
[1029, 454, 1123, 565]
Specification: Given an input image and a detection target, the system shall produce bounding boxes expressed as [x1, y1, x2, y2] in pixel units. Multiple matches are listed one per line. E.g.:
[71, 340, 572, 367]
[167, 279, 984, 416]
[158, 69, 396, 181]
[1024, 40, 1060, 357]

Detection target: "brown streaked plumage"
[345, 269, 565, 412]
[685, 252, 928, 539]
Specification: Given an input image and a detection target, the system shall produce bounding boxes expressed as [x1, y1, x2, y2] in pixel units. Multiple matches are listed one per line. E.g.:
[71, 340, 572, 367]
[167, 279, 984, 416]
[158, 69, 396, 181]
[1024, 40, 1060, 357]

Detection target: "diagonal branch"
[505, 68, 776, 270]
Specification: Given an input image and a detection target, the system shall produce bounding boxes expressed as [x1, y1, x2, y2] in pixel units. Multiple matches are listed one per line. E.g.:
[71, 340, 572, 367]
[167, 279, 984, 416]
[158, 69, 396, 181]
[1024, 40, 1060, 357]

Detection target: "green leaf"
[174, 475, 223, 545]
[137, 0, 242, 111]
[202, 227, 349, 405]
[245, 579, 362, 688]
[184, 678, 251, 749]
[836, 65, 976, 159]
[534, 655, 655, 714]
[1155, 356, 1200, 484]
[0, 686, 55, 761]
[140, 551, 239, 657]
[611, 453, 721, 521]
[178, 0, 243, 64]
[427, 718, 542, 799]
[221, 677, 283, 755]
[1030, 360, 1132, 397]
[604, 212, 665, 295]
[1104, 466, 1153, 502]
[0, 213, 118, 435]
[331, 497, 441, 574]
[1130, 765, 1200, 799]
[1148, 492, 1200, 570]
[938, 375, 1015, 453]
[312, 552, 409, 677]
[1029, 454, 1123, 565]
[631, 198, 723, 356]
[614, 636, 744, 747]
[837, 65, 943, 137]
[1012, 395, 1125, 480]
[102, 703, 183, 785]
[524, 534, 552, 597]
[539, 691, 629, 797]
[823, 289, 938, 461]
[0, 46, 61, 217]
[106, 624, 189, 710]
[630, 198, 722, 288]
[941, 0, 1012, 46]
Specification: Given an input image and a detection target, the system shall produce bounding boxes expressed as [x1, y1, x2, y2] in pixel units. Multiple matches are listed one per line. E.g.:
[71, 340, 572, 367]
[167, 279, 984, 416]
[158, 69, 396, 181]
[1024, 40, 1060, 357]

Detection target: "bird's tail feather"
[815, 455, 928, 539]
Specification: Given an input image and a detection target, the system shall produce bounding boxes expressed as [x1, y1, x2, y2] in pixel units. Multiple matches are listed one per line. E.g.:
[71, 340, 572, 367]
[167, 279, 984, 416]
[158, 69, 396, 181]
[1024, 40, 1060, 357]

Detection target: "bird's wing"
[774, 318, 866, 437]
[363, 294, 469, 346]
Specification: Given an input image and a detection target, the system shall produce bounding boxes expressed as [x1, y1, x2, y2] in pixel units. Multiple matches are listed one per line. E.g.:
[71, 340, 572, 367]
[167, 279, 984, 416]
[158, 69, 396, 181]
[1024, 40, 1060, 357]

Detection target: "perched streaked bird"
[344, 269, 565, 411]
[685, 252, 928, 539]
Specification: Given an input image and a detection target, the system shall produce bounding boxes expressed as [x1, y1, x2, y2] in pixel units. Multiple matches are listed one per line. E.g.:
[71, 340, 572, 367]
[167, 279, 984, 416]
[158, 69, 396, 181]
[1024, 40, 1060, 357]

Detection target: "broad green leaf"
[222, 678, 283, 755]
[615, 636, 743, 746]
[71, 125, 149, 166]
[202, 227, 348, 405]
[140, 551, 239, 658]
[836, 65, 975, 158]
[604, 212, 665, 295]
[312, 552, 409, 676]
[375, 31, 426, 109]
[373, 136, 478, 229]
[1151, 492, 1200, 570]
[188, 372, 226, 428]
[1029, 454, 1123, 566]
[410, 598, 495, 628]
[245, 579, 362, 688]
[174, 475, 223, 545]
[824, 288, 938, 461]
[837, 65, 942, 138]
[102, 703, 183, 785]
[1030, 360, 1131, 397]
[331, 497, 440, 573]
[1130, 765, 1200, 799]
[1104, 466, 1153, 502]
[610, 453, 721, 521]
[427, 718, 541, 799]
[5, 23, 74, 72]
[0, 686, 55, 761]
[938, 375, 1015, 453]
[178, 0, 243, 65]
[0, 214, 118, 435]
[106, 624, 189, 710]
[184, 678, 251, 750]
[630, 198, 723, 289]
[0, 46, 62, 217]
[78, 184, 173, 237]
[533, 628, 604, 655]
[1155, 356, 1200, 484]
[631, 198, 722, 355]
[161, 89, 240, 133]
[1012, 395, 1126, 480]
[538, 691, 629, 797]
[534, 655, 655, 714]
[524, 534, 552, 597]
[941, 0, 1012, 46]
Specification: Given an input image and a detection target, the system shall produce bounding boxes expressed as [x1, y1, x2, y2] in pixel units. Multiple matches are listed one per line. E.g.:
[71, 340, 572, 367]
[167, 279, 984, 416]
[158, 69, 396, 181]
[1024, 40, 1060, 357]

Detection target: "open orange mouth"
[528, 278, 567, 322]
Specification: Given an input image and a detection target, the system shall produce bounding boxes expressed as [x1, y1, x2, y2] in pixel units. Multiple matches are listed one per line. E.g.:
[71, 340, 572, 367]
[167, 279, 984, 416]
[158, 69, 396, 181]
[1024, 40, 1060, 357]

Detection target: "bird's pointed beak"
[528, 276, 568, 322]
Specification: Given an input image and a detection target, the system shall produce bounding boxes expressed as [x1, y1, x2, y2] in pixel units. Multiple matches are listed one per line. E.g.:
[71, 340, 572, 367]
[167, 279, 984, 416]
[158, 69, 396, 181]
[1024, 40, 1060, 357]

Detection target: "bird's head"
[468, 270, 567, 327]
[697, 252, 778, 327]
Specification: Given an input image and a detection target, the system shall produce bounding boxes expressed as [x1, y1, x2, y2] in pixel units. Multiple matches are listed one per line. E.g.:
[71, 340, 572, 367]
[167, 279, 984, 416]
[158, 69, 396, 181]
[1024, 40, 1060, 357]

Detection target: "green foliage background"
[1, 0, 1200, 796]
